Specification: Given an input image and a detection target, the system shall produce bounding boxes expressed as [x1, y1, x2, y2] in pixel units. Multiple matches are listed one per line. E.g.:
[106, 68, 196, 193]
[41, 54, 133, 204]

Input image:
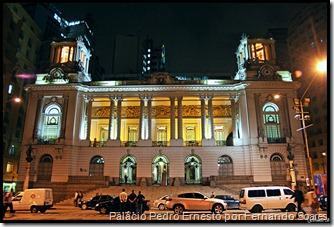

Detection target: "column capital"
[139, 94, 153, 101]
[169, 96, 176, 101]
[177, 96, 183, 101]
[83, 95, 93, 103]
[199, 94, 213, 100]
[229, 93, 239, 102]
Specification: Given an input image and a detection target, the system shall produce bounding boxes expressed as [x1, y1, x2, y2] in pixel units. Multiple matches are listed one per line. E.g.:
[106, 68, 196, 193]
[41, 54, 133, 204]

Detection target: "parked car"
[215, 195, 240, 209]
[80, 195, 113, 210]
[239, 186, 295, 213]
[12, 188, 53, 213]
[165, 192, 227, 214]
[153, 195, 169, 210]
[318, 195, 327, 211]
[95, 196, 150, 214]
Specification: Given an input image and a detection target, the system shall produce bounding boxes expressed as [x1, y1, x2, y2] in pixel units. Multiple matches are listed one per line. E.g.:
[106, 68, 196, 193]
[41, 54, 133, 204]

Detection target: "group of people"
[291, 185, 320, 218]
[119, 189, 146, 214]
[73, 191, 84, 207]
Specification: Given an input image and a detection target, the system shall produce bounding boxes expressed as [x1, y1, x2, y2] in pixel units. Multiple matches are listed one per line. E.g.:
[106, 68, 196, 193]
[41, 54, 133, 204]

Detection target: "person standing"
[291, 185, 306, 218]
[136, 191, 145, 214]
[210, 192, 215, 198]
[74, 191, 79, 207]
[3, 191, 15, 215]
[305, 188, 319, 214]
[128, 190, 137, 214]
[119, 188, 128, 213]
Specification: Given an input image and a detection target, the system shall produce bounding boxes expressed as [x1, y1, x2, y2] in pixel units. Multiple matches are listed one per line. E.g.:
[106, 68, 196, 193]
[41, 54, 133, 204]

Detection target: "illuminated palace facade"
[17, 35, 308, 189]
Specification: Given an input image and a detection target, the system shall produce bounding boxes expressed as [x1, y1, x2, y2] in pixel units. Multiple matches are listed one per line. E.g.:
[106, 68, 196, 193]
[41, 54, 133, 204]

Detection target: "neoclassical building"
[17, 35, 308, 192]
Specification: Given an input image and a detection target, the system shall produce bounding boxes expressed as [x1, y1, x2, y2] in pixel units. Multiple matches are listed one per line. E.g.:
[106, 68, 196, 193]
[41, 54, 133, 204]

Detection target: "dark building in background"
[267, 28, 291, 71]
[141, 38, 166, 78]
[287, 3, 327, 175]
[112, 34, 139, 77]
[3, 3, 42, 192]
[22, 3, 104, 80]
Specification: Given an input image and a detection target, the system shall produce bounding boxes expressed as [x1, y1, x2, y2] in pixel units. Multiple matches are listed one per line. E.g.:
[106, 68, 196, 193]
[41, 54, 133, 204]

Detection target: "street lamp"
[293, 57, 327, 189]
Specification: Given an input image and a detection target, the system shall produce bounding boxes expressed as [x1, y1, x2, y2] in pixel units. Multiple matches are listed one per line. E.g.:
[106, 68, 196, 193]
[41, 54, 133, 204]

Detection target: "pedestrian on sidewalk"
[74, 191, 79, 207]
[291, 185, 305, 218]
[305, 188, 319, 214]
[119, 188, 128, 213]
[3, 191, 15, 215]
[210, 192, 215, 198]
[136, 191, 145, 214]
[128, 190, 137, 214]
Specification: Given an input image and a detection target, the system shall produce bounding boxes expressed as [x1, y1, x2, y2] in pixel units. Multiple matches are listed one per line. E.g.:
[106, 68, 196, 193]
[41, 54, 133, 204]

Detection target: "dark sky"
[55, 3, 310, 77]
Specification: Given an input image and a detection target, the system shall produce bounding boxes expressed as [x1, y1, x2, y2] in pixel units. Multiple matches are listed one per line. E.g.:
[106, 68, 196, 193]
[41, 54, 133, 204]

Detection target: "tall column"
[60, 96, 69, 139]
[177, 96, 183, 140]
[33, 96, 43, 141]
[139, 98, 144, 140]
[86, 97, 93, 141]
[230, 98, 238, 140]
[108, 96, 115, 140]
[170, 97, 175, 140]
[208, 96, 214, 139]
[147, 98, 152, 140]
[116, 97, 122, 141]
[200, 97, 206, 139]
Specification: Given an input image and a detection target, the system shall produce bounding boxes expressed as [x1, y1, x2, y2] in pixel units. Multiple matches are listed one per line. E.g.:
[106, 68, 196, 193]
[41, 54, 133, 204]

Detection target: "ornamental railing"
[90, 140, 105, 147]
[267, 137, 286, 144]
[152, 141, 168, 147]
[215, 140, 227, 146]
[185, 140, 201, 147]
[121, 141, 137, 147]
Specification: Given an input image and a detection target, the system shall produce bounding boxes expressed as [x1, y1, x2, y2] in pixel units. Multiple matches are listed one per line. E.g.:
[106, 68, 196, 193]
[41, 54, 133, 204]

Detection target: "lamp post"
[293, 58, 326, 189]
[287, 143, 297, 188]
[23, 144, 34, 190]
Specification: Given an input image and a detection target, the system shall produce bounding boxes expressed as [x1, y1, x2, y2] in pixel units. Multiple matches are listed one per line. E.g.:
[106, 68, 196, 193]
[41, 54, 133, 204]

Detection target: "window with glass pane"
[41, 104, 62, 140]
[60, 46, 70, 63]
[128, 126, 138, 142]
[157, 126, 167, 141]
[186, 126, 196, 141]
[263, 103, 281, 140]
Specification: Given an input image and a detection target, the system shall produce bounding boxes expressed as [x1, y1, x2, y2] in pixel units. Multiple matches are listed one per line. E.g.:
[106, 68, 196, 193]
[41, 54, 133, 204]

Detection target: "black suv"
[80, 195, 113, 210]
[95, 196, 149, 214]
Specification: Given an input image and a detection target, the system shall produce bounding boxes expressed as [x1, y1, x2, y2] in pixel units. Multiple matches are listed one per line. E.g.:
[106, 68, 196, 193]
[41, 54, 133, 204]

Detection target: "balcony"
[215, 140, 226, 146]
[267, 137, 286, 144]
[185, 140, 201, 147]
[152, 141, 168, 147]
[90, 140, 105, 147]
[121, 141, 137, 147]
[36, 137, 58, 145]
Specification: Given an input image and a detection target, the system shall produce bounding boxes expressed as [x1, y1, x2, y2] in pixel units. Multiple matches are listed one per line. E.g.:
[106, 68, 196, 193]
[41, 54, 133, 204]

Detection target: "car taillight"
[166, 198, 172, 201]
[240, 200, 246, 204]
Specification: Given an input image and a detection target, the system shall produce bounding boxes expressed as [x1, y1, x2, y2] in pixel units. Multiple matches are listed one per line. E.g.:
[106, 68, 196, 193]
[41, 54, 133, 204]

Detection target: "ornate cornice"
[25, 83, 249, 93]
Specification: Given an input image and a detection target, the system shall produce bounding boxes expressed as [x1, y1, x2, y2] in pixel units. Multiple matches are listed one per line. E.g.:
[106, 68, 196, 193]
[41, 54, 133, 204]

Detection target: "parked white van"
[12, 188, 53, 213]
[239, 186, 295, 213]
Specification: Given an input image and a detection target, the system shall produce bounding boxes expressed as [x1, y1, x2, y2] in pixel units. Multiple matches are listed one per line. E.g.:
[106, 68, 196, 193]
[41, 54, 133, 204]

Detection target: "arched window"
[120, 156, 136, 184]
[218, 155, 233, 176]
[41, 104, 62, 142]
[37, 155, 53, 181]
[270, 153, 286, 177]
[89, 156, 104, 177]
[185, 155, 202, 184]
[263, 102, 281, 143]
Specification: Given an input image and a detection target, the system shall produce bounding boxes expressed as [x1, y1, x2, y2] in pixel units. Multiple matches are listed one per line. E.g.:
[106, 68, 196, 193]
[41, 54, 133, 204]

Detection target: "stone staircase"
[57, 185, 239, 205]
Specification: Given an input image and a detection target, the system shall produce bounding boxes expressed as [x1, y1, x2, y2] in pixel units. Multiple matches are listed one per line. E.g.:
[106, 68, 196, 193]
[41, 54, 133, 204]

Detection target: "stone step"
[57, 185, 238, 205]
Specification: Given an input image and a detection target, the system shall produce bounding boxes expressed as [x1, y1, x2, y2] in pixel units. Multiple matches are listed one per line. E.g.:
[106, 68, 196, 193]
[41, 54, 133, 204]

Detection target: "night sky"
[56, 3, 310, 78]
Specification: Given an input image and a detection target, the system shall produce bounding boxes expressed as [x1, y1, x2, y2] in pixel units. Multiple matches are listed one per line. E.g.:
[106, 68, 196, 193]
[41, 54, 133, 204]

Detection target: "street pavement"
[2, 205, 329, 222]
